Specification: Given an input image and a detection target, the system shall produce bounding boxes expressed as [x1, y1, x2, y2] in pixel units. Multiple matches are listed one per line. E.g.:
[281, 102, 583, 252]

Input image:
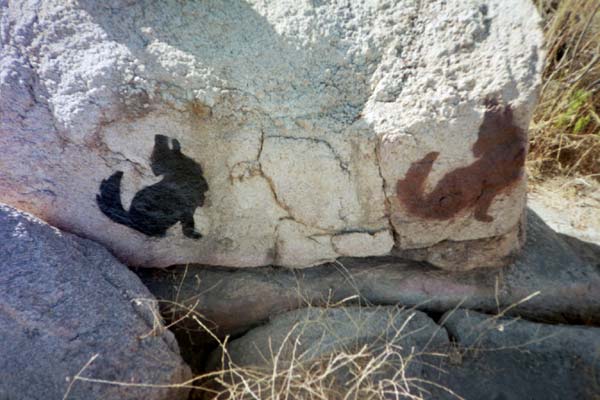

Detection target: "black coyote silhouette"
[96, 134, 208, 239]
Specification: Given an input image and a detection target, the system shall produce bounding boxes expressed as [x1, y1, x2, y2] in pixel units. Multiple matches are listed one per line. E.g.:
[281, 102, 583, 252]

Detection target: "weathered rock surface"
[0, 0, 544, 269]
[431, 310, 600, 400]
[0, 204, 190, 400]
[138, 209, 600, 338]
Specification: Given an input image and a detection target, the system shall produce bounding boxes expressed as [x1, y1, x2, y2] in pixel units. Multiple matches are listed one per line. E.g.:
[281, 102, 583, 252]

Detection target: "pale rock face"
[0, 0, 544, 269]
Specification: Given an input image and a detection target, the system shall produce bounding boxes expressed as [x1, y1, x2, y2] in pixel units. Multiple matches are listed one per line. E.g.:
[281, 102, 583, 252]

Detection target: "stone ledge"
[137, 209, 600, 338]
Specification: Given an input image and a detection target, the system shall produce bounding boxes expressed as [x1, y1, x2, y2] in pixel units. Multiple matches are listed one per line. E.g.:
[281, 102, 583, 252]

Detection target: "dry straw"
[528, 0, 600, 181]
[62, 267, 544, 400]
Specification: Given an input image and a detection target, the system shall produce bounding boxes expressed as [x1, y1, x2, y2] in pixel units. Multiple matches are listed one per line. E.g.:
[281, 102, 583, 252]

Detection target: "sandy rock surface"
[0, 0, 544, 269]
[528, 177, 600, 245]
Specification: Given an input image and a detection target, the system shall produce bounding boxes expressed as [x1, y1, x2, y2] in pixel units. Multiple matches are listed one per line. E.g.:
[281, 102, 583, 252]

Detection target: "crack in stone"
[255, 129, 334, 235]
[332, 227, 390, 236]
[264, 134, 351, 175]
[95, 150, 145, 176]
[256, 129, 295, 217]
[255, 128, 393, 262]
[272, 222, 282, 265]
[255, 129, 329, 263]
[374, 139, 396, 244]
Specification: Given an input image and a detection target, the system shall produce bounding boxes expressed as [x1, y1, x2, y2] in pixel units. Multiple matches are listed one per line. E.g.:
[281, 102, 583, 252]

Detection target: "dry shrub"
[62, 293, 545, 400]
[205, 338, 433, 400]
[200, 309, 455, 400]
[528, 0, 600, 181]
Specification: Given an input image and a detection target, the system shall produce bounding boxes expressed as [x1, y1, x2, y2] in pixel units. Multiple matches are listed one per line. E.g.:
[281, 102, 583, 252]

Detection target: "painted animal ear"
[155, 134, 168, 145]
[171, 138, 181, 153]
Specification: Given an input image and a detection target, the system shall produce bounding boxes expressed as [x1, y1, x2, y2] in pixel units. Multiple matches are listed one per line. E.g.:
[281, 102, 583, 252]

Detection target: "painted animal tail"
[396, 151, 439, 214]
[96, 171, 133, 227]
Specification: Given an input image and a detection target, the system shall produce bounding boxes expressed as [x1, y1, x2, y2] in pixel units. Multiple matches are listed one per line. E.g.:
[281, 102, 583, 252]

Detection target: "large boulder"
[210, 306, 448, 369]
[0, 204, 191, 400]
[0, 0, 544, 269]
[432, 310, 600, 400]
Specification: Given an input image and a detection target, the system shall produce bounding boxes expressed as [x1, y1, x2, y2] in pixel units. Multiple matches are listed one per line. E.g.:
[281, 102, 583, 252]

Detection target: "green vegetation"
[528, 0, 600, 180]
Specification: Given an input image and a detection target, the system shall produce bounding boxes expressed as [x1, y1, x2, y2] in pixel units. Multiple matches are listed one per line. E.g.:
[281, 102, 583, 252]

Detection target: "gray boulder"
[431, 310, 600, 400]
[207, 307, 600, 400]
[0, 204, 191, 400]
[213, 306, 448, 368]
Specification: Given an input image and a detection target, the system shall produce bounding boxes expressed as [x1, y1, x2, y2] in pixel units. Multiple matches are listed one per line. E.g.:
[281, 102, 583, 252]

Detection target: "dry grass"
[61, 263, 546, 400]
[199, 291, 541, 400]
[63, 300, 456, 400]
[200, 307, 456, 400]
[528, 0, 600, 181]
[62, 292, 544, 400]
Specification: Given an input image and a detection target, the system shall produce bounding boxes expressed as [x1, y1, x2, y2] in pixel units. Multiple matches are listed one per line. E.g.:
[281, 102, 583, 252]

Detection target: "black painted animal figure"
[96, 134, 208, 239]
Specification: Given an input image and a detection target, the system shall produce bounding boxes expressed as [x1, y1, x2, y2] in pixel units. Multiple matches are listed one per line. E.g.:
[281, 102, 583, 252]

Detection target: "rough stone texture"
[138, 209, 600, 338]
[0, 204, 190, 400]
[431, 310, 600, 400]
[393, 212, 526, 271]
[0, 0, 544, 269]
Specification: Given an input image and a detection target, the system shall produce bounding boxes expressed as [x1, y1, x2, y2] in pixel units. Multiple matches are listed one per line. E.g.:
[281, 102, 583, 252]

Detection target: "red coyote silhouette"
[396, 99, 526, 222]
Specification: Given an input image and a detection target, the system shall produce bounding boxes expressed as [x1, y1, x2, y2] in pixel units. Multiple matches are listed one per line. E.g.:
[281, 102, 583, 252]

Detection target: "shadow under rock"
[136, 207, 600, 355]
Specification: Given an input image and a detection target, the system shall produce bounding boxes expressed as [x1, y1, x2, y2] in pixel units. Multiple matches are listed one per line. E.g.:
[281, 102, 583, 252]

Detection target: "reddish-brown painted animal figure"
[396, 99, 526, 222]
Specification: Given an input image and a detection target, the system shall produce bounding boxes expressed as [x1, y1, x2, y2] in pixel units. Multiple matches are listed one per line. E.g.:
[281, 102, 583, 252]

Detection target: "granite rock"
[0, 0, 544, 269]
[0, 204, 191, 400]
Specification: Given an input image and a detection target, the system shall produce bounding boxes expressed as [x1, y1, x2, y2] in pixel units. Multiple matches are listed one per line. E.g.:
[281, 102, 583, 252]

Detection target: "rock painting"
[396, 99, 526, 222]
[97, 134, 208, 238]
